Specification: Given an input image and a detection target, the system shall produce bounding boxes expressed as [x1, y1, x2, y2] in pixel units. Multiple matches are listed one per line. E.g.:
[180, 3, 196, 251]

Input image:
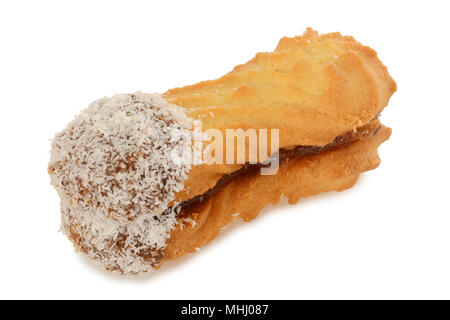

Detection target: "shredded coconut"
[49, 92, 194, 274]
[60, 195, 180, 274]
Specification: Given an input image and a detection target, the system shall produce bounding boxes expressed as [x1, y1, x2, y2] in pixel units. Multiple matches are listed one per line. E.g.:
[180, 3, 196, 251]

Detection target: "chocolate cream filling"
[171, 120, 381, 219]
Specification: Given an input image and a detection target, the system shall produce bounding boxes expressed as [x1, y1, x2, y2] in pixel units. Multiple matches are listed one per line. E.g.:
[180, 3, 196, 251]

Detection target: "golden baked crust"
[165, 28, 395, 147]
[160, 126, 391, 264]
[167, 28, 396, 204]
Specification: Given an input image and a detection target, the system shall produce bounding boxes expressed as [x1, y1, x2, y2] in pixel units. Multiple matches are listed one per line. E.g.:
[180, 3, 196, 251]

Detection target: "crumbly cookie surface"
[163, 126, 391, 263]
[165, 28, 396, 147]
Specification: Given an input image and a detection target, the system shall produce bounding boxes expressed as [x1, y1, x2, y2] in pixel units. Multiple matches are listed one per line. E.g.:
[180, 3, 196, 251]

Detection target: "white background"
[0, 0, 449, 299]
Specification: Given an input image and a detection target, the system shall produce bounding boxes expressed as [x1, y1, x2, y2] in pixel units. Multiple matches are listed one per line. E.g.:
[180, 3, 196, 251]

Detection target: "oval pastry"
[49, 29, 396, 274]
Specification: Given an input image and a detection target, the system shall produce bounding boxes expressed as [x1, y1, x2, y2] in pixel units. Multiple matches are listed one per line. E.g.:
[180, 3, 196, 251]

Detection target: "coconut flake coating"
[49, 92, 193, 221]
[49, 92, 193, 274]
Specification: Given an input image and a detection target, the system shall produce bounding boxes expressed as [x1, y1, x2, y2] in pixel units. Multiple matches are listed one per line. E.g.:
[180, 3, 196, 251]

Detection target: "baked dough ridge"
[159, 125, 391, 265]
[167, 28, 396, 206]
